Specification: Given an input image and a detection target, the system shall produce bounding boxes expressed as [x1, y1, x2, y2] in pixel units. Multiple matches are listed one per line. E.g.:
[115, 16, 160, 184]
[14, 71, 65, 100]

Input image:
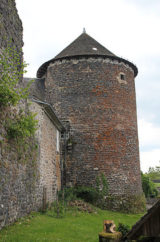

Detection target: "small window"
[120, 74, 125, 80]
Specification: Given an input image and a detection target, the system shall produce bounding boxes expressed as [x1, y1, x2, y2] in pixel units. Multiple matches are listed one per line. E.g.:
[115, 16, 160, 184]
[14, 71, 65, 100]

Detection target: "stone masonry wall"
[30, 102, 61, 205]
[0, 102, 39, 228]
[0, 101, 61, 228]
[0, 0, 23, 53]
[46, 57, 143, 199]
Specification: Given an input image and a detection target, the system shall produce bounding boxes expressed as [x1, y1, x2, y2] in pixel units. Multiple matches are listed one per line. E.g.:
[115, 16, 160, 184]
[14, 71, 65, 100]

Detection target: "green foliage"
[58, 186, 100, 205]
[96, 173, 108, 197]
[0, 45, 31, 107]
[51, 200, 66, 218]
[141, 172, 158, 198]
[58, 187, 77, 202]
[117, 223, 130, 237]
[74, 186, 100, 204]
[6, 112, 38, 139]
[146, 164, 160, 180]
[0, 43, 37, 141]
[58, 174, 108, 209]
[0, 44, 38, 164]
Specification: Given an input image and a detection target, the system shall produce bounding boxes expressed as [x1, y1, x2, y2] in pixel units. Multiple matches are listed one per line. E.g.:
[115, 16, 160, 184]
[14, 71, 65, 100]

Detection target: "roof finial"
[83, 28, 86, 34]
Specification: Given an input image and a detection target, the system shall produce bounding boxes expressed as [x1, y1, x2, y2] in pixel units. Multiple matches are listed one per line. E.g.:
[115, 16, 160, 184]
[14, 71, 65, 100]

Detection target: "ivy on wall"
[6, 112, 38, 140]
[0, 45, 30, 107]
[0, 44, 38, 162]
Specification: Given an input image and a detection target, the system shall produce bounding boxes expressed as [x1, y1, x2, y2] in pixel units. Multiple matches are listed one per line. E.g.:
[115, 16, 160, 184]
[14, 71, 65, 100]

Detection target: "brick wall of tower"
[46, 57, 143, 198]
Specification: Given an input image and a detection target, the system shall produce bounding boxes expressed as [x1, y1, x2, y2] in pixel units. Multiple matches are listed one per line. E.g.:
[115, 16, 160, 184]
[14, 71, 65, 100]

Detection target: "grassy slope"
[0, 209, 143, 242]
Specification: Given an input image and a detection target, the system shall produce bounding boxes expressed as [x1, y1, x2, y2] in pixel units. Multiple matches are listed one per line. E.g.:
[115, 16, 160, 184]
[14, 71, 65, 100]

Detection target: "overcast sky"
[15, 0, 160, 172]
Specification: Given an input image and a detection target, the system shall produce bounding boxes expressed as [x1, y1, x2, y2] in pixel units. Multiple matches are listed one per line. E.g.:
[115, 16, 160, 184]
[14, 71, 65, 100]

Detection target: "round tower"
[37, 32, 145, 212]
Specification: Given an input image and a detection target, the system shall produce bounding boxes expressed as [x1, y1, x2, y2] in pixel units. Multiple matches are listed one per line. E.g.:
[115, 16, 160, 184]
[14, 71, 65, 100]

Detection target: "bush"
[141, 172, 158, 198]
[59, 181, 108, 208]
[51, 200, 66, 218]
[0, 44, 38, 144]
[6, 112, 38, 139]
[0, 45, 31, 107]
[74, 186, 99, 204]
[58, 187, 77, 203]
[58, 186, 100, 205]
[58, 174, 108, 209]
[117, 223, 130, 237]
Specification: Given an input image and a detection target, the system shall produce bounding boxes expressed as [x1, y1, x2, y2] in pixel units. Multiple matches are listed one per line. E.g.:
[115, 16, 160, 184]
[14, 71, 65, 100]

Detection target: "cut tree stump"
[103, 220, 116, 233]
[99, 220, 122, 242]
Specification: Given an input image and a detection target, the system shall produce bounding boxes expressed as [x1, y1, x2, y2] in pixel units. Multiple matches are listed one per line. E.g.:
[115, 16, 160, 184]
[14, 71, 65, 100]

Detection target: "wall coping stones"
[31, 98, 65, 132]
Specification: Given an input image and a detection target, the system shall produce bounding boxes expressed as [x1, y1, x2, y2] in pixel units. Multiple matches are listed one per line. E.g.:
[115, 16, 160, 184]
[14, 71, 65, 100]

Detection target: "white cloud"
[140, 149, 160, 173]
[15, 0, 160, 77]
[138, 119, 160, 149]
[138, 119, 160, 172]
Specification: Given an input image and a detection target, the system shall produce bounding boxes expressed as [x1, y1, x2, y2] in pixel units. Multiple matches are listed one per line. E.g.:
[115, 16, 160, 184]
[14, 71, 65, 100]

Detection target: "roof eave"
[37, 54, 138, 78]
[31, 98, 65, 132]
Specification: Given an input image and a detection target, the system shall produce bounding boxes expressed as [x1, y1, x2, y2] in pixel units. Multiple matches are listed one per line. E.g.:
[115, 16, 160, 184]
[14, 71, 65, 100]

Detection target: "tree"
[147, 163, 160, 180]
[141, 172, 158, 198]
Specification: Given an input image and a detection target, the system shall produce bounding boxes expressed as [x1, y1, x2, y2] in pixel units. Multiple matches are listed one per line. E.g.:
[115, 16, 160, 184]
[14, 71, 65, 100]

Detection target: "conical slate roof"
[37, 32, 138, 78]
[54, 32, 116, 59]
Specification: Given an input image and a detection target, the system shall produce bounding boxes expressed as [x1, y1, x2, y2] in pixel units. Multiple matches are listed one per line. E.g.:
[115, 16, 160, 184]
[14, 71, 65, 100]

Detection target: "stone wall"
[45, 57, 143, 211]
[0, 101, 61, 228]
[0, 102, 38, 228]
[0, 0, 23, 53]
[30, 102, 61, 205]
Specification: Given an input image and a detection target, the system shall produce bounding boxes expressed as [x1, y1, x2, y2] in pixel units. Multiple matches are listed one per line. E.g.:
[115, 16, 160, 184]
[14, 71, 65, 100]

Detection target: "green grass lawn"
[0, 207, 143, 242]
[154, 183, 160, 188]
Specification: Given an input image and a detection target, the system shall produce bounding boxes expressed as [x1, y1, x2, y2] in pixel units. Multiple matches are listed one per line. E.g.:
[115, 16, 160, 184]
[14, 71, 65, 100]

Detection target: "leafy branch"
[0, 45, 32, 107]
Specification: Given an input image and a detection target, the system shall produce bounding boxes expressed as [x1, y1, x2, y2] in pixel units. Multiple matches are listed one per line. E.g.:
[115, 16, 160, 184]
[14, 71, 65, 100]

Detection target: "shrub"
[0, 45, 31, 107]
[58, 187, 77, 203]
[52, 200, 66, 218]
[0, 44, 38, 165]
[58, 174, 108, 208]
[141, 172, 158, 198]
[117, 223, 130, 237]
[6, 112, 38, 139]
[74, 186, 99, 204]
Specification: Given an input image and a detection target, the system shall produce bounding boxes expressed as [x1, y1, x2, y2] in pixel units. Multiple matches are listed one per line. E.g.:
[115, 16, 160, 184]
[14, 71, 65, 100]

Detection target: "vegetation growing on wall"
[0, 44, 38, 162]
[0, 45, 30, 107]
[96, 172, 108, 198]
[58, 173, 108, 209]
[6, 112, 38, 140]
